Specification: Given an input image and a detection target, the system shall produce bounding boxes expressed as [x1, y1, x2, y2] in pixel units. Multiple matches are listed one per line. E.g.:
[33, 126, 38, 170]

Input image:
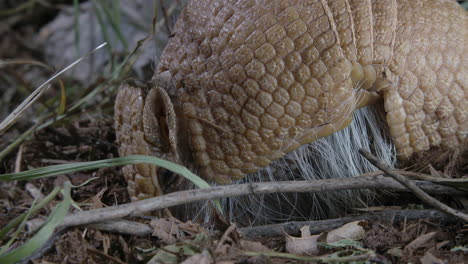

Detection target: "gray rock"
[39, 0, 186, 84]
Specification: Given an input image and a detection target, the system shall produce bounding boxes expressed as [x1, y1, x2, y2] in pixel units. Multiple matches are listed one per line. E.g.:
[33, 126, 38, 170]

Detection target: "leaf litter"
[1, 1, 467, 263]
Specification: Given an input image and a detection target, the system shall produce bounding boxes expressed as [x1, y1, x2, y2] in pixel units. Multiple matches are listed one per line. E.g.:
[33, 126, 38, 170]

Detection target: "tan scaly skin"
[114, 0, 467, 201]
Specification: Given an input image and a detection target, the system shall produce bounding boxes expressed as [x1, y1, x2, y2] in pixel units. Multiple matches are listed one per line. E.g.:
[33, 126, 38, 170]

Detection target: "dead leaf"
[429, 166, 444, 178]
[401, 223, 421, 243]
[178, 220, 206, 236]
[240, 240, 272, 253]
[405, 232, 437, 253]
[90, 187, 107, 209]
[436, 240, 450, 249]
[326, 221, 366, 243]
[387, 247, 403, 257]
[25, 183, 44, 200]
[215, 224, 240, 254]
[285, 226, 324, 256]
[150, 218, 180, 244]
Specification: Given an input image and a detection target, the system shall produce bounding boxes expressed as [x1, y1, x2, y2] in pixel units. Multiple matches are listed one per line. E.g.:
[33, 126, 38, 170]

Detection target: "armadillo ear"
[115, 80, 162, 200]
[142, 84, 179, 162]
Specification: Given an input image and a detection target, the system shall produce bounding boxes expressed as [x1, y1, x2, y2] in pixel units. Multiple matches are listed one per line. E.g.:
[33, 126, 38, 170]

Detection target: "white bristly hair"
[183, 104, 397, 226]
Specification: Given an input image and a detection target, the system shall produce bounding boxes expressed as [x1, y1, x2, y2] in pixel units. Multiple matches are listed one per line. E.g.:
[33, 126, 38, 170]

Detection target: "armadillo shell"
[152, 0, 467, 184]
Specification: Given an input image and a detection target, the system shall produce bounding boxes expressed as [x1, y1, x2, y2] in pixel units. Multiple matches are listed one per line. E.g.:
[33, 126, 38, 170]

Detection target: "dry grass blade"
[0, 42, 108, 136]
[0, 0, 36, 16]
[0, 84, 50, 135]
[0, 59, 52, 70]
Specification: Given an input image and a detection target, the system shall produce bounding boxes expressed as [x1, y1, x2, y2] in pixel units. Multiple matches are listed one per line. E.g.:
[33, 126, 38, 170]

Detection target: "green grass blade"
[0, 155, 222, 213]
[0, 199, 37, 256]
[91, 0, 114, 67]
[73, 0, 81, 55]
[0, 155, 211, 189]
[97, 0, 128, 50]
[112, 0, 121, 26]
[0, 187, 61, 240]
[0, 182, 72, 264]
[0, 124, 37, 162]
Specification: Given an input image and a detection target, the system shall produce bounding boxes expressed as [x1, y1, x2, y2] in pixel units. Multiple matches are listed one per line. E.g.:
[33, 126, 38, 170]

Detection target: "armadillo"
[114, 0, 467, 204]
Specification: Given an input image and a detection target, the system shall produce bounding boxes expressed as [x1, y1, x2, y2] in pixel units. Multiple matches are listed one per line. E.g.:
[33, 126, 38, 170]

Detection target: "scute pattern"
[385, 0, 467, 157]
[158, 0, 360, 183]
[115, 0, 467, 194]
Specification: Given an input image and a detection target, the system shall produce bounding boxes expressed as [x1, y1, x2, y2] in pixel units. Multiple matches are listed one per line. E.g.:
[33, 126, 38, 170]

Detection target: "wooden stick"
[359, 149, 468, 222]
[27, 175, 464, 233]
[77, 209, 458, 239]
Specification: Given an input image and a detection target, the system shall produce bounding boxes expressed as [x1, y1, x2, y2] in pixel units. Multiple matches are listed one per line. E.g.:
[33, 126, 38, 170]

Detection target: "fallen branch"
[27, 175, 464, 233]
[359, 149, 468, 222]
[88, 220, 153, 237]
[74, 209, 459, 239]
[239, 209, 459, 240]
[244, 251, 375, 263]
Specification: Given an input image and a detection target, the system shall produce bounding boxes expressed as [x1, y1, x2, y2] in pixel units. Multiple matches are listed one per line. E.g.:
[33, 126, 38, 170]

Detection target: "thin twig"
[26, 175, 464, 233]
[359, 149, 468, 222]
[88, 220, 153, 236]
